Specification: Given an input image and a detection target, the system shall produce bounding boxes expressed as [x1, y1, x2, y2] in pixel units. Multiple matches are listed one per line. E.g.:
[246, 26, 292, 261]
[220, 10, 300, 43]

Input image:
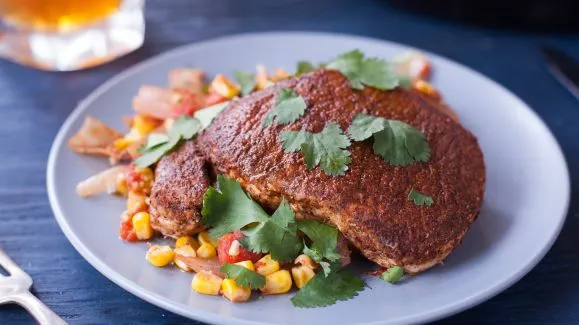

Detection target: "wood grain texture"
[1, 0, 578, 324]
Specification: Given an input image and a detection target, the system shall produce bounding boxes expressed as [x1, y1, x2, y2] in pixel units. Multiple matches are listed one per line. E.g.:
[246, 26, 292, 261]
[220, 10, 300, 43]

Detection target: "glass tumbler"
[0, 0, 145, 71]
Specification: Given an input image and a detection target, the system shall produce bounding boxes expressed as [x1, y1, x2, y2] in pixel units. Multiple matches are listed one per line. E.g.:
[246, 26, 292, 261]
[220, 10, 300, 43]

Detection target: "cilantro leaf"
[221, 263, 266, 289]
[280, 123, 351, 176]
[380, 266, 404, 284]
[348, 113, 430, 166]
[201, 175, 269, 238]
[326, 50, 401, 90]
[233, 71, 256, 96]
[169, 116, 202, 140]
[291, 263, 365, 308]
[263, 88, 307, 127]
[296, 61, 315, 75]
[303, 244, 332, 277]
[134, 116, 202, 168]
[240, 199, 303, 262]
[408, 188, 434, 206]
[194, 101, 229, 128]
[298, 220, 341, 262]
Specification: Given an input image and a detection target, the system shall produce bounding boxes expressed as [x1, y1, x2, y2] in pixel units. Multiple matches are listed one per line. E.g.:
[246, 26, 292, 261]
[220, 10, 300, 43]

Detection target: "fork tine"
[0, 248, 27, 276]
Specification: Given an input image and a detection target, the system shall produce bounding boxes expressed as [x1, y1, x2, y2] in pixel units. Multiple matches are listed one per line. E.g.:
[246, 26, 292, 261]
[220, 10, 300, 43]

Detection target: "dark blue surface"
[1, 1, 578, 324]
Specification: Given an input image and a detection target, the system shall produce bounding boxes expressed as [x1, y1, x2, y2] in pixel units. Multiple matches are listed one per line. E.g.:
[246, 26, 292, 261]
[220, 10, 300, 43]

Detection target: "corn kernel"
[176, 236, 199, 250]
[261, 270, 292, 295]
[197, 243, 217, 259]
[255, 254, 280, 276]
[234, 260, 255, 272]
[127, 191, 148, 214]
[291, 265, 316, 289]
[146, 245, 174, 267]
[221, 278, 251, 303]
[414, 79, 441, 101]
[210, 74, 239, 99]
[295, 254, 317, 269]
[255, 64, 269, 90]
[113, 137, 134, 150]
[271, 68, 290, 82]
[191, 271, 223, 295]
[174, 258, 191, 272]
[132, 212, 153, 240]
[133, 115, 157, 135]
[198, 231, 216, 246]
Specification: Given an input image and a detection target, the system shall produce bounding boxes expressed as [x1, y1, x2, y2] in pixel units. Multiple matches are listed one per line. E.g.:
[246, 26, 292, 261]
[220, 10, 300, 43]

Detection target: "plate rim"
[46, 31, 571, 325]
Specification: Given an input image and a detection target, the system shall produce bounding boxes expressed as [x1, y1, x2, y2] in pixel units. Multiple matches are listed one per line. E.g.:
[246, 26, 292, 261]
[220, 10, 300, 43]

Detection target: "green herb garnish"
[134, 116, 201, 168]
[263, 88, 307, 127]
[348, 113, 430, 166]
[233, 71, 256, 96]
[280, 123, 351, 176]
[326, 50, 400, 90]
[291, 263, 365, 308]
[296, 61, 315, 75]
[380, 266, 404, 284]
[220, 263, 266, 289]
[408, 189, 434, 206]
[239, 199, 303, 262]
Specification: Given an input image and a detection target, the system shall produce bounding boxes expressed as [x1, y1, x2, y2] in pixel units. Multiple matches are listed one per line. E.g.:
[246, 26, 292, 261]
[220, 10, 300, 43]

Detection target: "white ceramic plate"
[47, 32, 570, 325]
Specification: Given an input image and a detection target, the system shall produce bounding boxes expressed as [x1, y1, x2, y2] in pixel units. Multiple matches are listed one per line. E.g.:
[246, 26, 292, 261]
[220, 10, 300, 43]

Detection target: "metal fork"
[0, 249, 67, 325]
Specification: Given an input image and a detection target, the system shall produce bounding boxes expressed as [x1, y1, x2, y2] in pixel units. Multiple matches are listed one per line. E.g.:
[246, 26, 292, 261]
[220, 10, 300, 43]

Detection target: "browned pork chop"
[149, 141, 211, 237]
[194, 69, 485, 274]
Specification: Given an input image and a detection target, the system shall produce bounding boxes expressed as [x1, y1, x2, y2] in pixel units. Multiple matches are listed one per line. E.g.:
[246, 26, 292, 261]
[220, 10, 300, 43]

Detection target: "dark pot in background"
[386, 0, 579, 32]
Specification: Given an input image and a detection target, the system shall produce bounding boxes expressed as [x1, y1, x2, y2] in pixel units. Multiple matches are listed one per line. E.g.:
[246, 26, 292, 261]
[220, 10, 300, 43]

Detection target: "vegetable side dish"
[68, 50, 485, 307]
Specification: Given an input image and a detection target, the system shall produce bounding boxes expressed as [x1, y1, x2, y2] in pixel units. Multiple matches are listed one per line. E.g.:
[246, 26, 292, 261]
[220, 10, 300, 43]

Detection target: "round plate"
[47, 32, 570, 325]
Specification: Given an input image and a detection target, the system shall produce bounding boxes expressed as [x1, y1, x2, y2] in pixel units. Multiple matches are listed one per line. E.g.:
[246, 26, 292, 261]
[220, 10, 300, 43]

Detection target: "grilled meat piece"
[195, 70, 485, 274]
[149, 141, 211, 237]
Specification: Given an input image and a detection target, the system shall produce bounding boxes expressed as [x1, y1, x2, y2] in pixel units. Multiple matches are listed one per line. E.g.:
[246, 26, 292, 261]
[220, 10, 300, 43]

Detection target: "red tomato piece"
[204, 91, 228, 106]
[171, 89, 204, 117]
[119, 212, 138, 242]
[217, 231, 262, 264]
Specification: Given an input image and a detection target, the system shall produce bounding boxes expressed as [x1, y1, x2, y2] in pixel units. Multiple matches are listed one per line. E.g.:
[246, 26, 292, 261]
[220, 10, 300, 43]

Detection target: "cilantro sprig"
[134, 116, 201, 168]
[280, 123, 352, 176]
[348, 113, 430, 166]
[263, 88, 308, 127]
[326, 50, 401, 90]
[408, 188, 434, 206]
[239, 199, 304, 262]
[295, 61, 315, 76]
[298, 220, 341, 276]
[291, 263, 366, 308]
[221, 263, 266, 289]
[201, 175, 269, 238]
[233, 71, 256, 96]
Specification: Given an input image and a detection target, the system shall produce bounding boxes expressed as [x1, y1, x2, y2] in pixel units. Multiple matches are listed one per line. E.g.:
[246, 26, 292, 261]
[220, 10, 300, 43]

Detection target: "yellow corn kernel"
[132, 212, 153, 240]
[291, 265, 316, 289]
[234, 260, 255, 272]
[175, 236, 200, 250]
[191, 271, 223, 295]
[198, 231, 216, 246]
[221, 278, 251, 303]
[261, 270, 292, 295]
[413, 80, 441, 100]
[173, 245, 197, 272]
[146, 245, 174, 267]
[114, 172, 128, 197]
[113, 137, 134, 150]
[255, 254, 280, 276]
[133, 115, 157, 135]
[295, 254, 317, 269]
[197, 243, 217, 259]
[127, 191, 148, 214]
[210, 74, 240, 99]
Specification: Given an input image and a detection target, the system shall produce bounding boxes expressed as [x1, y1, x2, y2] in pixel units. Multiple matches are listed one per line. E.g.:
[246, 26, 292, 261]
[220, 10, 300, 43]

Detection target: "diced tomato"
[204, 91, 228, 106]
[119, 213, 138, 242]
[171, 89, 204, 117]
[217, 231, 263, 264]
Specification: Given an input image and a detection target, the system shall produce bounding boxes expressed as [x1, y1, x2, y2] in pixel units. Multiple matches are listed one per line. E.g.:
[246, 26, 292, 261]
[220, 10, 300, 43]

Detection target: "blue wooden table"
[1, 1, 578, 324]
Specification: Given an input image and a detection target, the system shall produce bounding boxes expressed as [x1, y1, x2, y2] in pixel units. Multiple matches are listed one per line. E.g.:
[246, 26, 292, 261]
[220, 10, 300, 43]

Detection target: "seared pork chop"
[149, 141, 210, 237]
[194, 70, 485, 273]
